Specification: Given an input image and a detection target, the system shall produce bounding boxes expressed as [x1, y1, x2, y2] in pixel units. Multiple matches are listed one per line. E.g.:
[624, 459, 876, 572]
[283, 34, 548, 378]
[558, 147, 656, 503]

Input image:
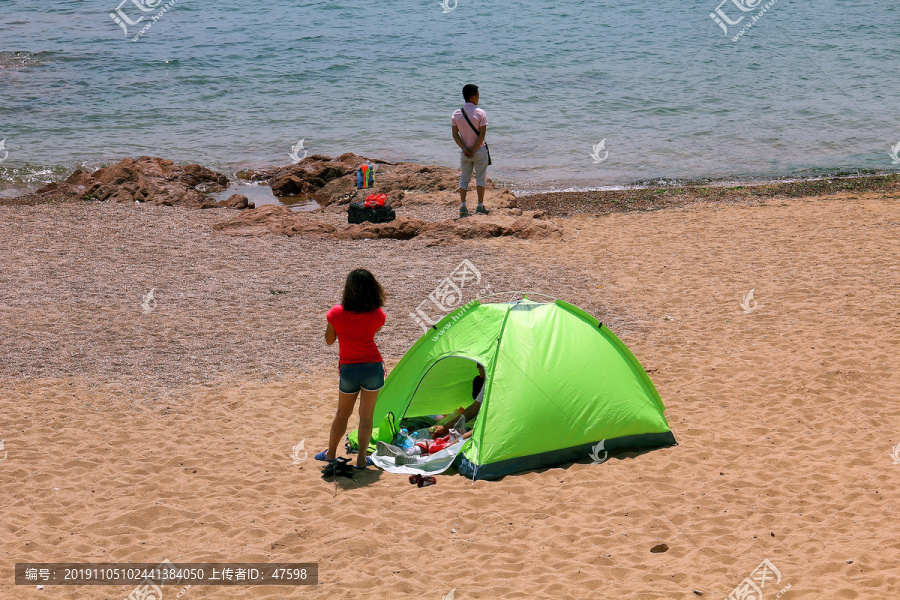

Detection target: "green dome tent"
[369, 296, 676, 480]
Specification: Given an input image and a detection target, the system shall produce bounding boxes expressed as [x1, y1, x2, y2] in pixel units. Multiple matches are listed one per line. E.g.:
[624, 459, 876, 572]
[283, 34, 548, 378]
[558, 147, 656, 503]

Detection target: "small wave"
[0, 51, 50, 69]
[0, 162, 74, 185]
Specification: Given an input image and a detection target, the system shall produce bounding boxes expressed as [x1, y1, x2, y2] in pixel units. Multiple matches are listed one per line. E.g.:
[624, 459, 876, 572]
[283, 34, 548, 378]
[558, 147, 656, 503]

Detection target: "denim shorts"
[339, 361, 385, 394]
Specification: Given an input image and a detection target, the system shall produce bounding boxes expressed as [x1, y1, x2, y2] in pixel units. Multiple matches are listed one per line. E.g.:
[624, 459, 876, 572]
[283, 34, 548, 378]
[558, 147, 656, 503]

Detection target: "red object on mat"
[414, 435, 454, 456]
[364, 193, 387, 208]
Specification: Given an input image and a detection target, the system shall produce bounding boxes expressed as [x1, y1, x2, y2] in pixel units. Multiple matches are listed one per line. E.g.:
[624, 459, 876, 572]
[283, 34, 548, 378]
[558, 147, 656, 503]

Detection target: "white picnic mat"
[370, 440, 466, 475]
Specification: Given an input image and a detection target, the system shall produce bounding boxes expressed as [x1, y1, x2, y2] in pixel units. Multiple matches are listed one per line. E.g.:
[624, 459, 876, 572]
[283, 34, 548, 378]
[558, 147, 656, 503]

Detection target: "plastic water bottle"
[395, 428, 410, 448]
[404, 431, 419, 451]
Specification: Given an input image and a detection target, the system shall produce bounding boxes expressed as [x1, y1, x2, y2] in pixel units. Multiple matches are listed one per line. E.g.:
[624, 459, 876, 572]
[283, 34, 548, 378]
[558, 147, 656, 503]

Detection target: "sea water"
[1, 0, 898, 193]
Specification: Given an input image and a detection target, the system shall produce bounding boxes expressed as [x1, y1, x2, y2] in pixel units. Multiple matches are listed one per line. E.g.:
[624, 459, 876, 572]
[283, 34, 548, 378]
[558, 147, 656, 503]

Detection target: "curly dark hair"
[341, 269, 385, 313]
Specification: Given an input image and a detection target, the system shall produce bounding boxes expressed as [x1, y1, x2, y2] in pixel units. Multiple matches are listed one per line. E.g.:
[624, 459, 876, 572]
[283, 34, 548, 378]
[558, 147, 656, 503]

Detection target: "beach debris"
[693, 591, 703, 596]
[650, 543, 669, 553]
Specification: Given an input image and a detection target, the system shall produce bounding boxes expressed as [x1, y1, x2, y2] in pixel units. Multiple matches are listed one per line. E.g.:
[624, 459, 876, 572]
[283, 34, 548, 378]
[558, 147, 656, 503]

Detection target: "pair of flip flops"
[409, 474, 436, 488]
[322, 457, 355, 478]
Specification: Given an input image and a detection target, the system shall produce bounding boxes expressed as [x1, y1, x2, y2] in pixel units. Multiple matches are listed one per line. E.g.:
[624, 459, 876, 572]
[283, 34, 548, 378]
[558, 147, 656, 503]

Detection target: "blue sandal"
[315, 450, 336, 463]
[353, 456, 374, 470]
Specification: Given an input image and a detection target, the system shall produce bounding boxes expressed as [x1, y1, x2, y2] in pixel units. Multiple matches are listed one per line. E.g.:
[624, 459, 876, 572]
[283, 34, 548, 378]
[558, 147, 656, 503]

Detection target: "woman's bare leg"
[327, 391, 359, 461]
[355, 388, 379, 468]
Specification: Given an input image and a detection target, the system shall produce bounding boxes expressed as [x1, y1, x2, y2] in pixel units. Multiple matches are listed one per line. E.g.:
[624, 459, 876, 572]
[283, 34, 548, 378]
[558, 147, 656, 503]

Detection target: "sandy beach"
[2, 183, 900, 599]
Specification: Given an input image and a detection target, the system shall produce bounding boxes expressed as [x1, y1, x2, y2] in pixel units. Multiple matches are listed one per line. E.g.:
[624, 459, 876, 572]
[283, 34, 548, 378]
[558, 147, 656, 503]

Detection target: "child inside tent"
[376, 365, 486, 465]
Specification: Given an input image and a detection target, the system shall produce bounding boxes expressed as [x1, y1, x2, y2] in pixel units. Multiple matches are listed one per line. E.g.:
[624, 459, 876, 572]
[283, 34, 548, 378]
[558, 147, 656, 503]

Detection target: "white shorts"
[459, 146, 489, 190]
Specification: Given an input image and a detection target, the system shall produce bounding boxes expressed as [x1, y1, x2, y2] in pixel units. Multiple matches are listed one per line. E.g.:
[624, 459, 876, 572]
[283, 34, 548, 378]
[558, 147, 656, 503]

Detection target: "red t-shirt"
[326, 304, 385, 364]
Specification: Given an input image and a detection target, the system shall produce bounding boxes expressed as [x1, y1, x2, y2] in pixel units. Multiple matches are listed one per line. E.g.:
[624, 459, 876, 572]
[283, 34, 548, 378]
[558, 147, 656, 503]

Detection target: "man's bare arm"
[452, 125, 467, 151]
[473, 125, 486, 150]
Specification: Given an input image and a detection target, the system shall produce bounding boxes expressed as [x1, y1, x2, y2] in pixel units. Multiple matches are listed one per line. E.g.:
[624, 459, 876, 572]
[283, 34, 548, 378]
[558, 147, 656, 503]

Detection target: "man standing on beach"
[451, 84, 489, 218]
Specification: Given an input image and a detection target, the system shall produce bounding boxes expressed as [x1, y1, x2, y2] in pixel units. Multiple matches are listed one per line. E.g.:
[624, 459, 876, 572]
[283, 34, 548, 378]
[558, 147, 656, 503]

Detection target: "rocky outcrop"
[213, 206, 561, 241]
[212, 205, 337, 238]
[7, 153, 503, 213]
[237, 153, 495, 206]
[237, 154, 370, 198]
[5, 156, 523, 239]
[421, 212, 563, 241]
[336, 217, 428, 240]
[12, 157, 232, 209]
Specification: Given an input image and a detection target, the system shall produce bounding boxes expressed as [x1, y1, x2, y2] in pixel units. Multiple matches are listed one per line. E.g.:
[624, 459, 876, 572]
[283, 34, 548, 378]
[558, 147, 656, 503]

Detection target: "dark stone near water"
[256, 156, 358, 197]
[270, 174, 308, 196]
[217, 194, 254, 210]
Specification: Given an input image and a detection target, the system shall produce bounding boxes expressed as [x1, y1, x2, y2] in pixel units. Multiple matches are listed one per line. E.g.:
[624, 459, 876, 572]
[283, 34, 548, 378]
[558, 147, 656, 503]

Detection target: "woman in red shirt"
[316, 269, 386, 470]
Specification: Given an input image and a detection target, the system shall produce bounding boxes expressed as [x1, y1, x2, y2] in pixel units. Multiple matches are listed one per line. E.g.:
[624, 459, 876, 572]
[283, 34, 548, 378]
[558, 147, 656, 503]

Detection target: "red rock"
[336, 217, 426, 240]
[64, 169, 93, 187]
[244, 156, 357, 197]
[421, 215, 563, 240]
[212, 205, 336, 238]
[10, 157, 231, 208]
[178, 163, 228, 191]
[270, 174, 308, 196]
[217, 194, 253, 209]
